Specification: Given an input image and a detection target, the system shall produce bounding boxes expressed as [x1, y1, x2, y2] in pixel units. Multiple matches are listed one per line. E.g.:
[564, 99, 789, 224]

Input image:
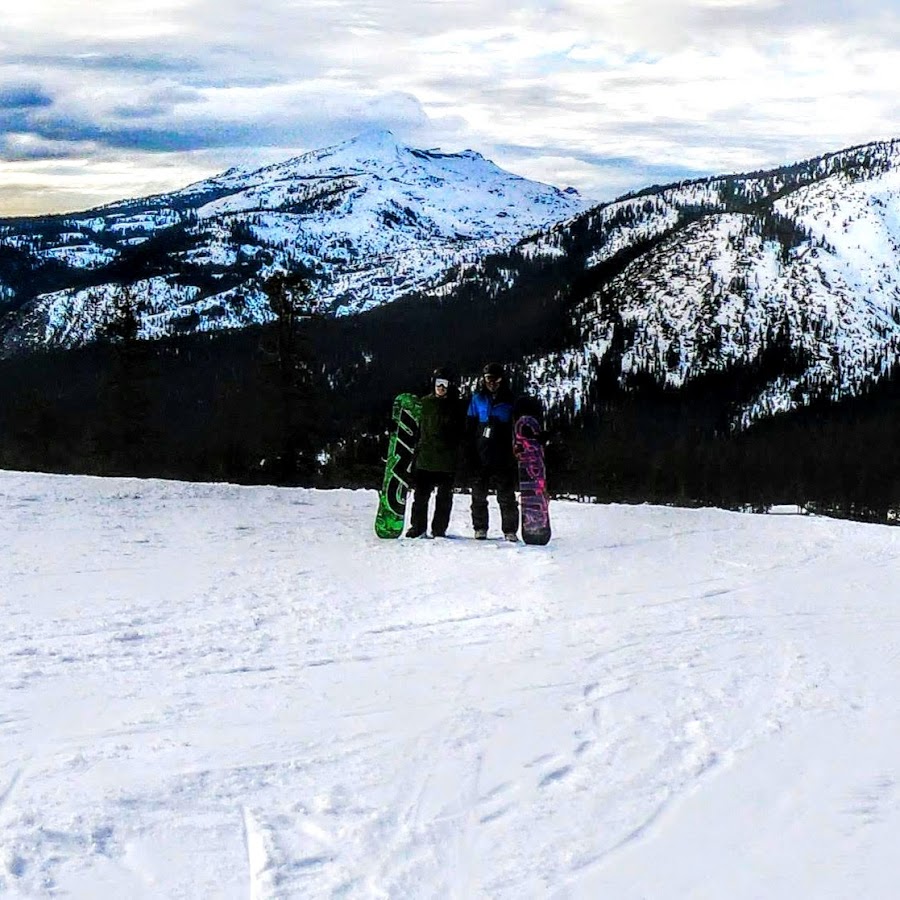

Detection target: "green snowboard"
[375, 393, 423, 538]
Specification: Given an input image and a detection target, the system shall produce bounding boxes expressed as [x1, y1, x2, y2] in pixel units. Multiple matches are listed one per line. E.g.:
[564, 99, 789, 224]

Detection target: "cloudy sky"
[2, 0, 900, 216]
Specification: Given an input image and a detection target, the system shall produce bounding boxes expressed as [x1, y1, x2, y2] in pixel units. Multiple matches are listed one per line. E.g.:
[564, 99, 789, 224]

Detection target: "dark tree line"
[0, 272, 328, 485]
[4, 292, 900, 527]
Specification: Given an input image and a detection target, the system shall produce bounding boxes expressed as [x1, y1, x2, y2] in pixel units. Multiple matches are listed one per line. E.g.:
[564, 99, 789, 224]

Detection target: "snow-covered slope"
[0, 131, 587, 350]
[516, 139, 900, 424]
[3, 471, 899, 897]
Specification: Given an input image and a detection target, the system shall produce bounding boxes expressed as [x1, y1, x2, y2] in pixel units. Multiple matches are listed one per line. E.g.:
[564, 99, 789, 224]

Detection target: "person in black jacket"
[407, 368, 464, 538]
[466, 362, 519, 541]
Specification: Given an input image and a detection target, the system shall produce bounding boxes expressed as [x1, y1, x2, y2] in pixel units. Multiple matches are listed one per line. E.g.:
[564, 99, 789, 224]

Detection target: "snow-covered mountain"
[6, 134, 900, 429]
[494, 139, 900, 425]
[0, 130, 587, 351]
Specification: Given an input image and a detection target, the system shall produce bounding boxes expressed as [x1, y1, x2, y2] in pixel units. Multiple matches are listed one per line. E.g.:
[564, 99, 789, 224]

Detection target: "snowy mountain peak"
[338, 127, 401, 153]
[303, 128, 406, 170]
[0, 132, 590, 352]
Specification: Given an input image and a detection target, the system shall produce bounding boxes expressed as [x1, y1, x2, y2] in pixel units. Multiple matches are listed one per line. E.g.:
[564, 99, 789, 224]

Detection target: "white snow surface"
[37, 279, 205, 346]
[2, 471, 899, 898]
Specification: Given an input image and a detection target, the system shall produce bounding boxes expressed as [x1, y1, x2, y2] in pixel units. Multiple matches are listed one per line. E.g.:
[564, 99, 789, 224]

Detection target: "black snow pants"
[409, 469, 455, 536]
[471, 466, 518, 534]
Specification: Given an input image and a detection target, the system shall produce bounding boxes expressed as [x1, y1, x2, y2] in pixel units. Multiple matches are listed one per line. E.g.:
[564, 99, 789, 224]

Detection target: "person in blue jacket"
[466, 362, 519, 541]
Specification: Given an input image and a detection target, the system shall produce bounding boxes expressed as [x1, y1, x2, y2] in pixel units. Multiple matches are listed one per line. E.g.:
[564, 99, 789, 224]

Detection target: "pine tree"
[258, 268, 322, 484]
[97, 281, 154, 474]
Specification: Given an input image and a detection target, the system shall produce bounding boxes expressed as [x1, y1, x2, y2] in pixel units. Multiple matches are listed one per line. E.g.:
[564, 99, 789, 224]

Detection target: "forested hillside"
[6, 136, 900, 523]
[3, 308, 900, 524]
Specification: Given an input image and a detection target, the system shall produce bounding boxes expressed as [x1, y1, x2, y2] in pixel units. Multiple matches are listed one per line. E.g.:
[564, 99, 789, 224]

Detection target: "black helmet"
[482, 362, 505, 378]
[433, 366, 455, 382]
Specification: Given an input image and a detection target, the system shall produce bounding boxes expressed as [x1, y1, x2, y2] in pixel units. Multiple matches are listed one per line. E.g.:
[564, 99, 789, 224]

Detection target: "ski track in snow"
[1, 471, 900, 897]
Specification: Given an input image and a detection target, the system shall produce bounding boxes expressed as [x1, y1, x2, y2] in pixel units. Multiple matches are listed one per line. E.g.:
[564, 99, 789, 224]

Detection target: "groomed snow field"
[2, 471, 899, 897]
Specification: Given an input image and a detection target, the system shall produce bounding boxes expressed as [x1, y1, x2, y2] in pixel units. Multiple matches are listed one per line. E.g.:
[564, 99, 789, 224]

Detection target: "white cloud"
[2, 0, 900, 214]
[4, 0, 191, 40]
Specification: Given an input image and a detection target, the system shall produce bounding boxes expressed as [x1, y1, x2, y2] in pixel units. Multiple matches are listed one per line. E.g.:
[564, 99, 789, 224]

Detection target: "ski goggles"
[434, 378, 450, 389]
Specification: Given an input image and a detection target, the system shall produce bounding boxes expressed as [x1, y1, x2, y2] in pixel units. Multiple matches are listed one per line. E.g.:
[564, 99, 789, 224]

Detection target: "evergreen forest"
[2, 288, 900, 526]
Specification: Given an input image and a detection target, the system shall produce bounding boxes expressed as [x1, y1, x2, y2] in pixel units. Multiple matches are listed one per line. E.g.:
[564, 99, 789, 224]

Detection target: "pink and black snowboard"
[513, 415, 551, 545]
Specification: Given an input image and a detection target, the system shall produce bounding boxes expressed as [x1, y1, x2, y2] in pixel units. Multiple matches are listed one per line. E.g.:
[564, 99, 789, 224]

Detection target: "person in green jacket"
[406, 368, 464, 538]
